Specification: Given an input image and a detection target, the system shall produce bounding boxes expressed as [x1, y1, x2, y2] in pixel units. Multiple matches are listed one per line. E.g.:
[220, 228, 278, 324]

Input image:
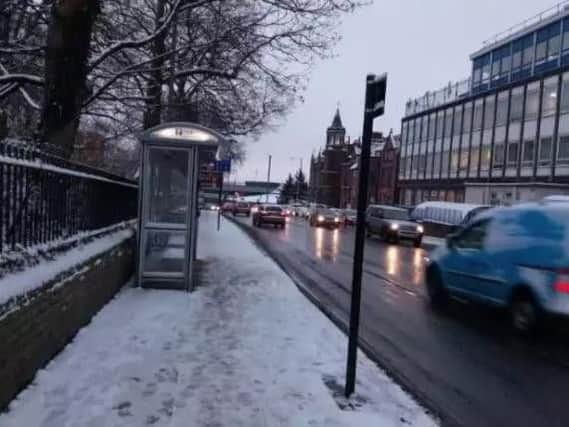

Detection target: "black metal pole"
[345, 74, 383, 397]
[217, 171, 223, 231]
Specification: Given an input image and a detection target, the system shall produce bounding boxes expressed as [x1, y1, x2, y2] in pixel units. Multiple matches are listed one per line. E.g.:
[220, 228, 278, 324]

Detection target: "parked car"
[252, 205, 286, 228]
[366, 205, 424, 247]
[309, 208, 343, 229]
[232, 201, 251, 217]
[206, 203, 220, 212]
[425, 202, 569, 334]
[344, 209, 357, 225]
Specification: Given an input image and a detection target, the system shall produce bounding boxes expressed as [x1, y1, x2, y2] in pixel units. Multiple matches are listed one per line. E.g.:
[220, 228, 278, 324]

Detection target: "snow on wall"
[0, 226, 135, 312]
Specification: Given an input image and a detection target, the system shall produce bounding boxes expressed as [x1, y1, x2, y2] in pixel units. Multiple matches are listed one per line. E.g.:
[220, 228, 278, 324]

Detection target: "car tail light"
[555, 269, 569, 294]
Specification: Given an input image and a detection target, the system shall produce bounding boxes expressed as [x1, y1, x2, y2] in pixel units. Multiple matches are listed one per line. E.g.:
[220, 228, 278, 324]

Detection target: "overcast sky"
[231, 0, 554, 183]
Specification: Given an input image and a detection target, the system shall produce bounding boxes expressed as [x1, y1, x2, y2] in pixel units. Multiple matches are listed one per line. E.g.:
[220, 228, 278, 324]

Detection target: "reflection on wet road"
[228, 214, 569, 427]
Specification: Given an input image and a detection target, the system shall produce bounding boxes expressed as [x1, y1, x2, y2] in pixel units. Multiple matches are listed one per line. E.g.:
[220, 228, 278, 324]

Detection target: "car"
[252, 205, 286, 228]
[330, 208, 347, 226]
[232, 201, 251, 217]
[221, 201, 235, 213]
[425, 202, 569, 334]
[309, 208, 343, 229]
[206, 203, 220, 212]
[344, 209, 357, 225]
[366, 205, 424, 247]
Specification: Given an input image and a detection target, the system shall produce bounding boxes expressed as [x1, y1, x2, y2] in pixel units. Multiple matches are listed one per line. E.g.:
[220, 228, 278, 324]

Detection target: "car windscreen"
[265, 206, 282, 213]
[384, 209, 410, 221]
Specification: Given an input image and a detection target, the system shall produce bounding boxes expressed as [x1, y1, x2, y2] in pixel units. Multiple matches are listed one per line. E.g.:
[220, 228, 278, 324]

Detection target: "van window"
[455, 220, 491, 250]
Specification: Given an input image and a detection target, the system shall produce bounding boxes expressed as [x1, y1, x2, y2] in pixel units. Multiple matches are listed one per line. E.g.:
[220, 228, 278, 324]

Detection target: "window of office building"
[512, 34, 534, 80]
[463, 102, 473, 134]
[541, 76, 559, 117]
[558, 134, 569, 162]
[535, 22, 561, 73]
[491, 45, 511, 87]
[538, 117, 555, 165]
[507, 122, 522, 166]
[415, 118, 422, 142]
[561, 73, 569, 113]
[480, 129, 492, 172]
[510, 86, 525, 121]
[473, 53, 491, 88]
[453, 105, 463, 136]
[422, 115, 429, 141]
[484, 95, 496, 129]
[522, 121, 537, 165]
[558, 73, 569, 164]
[525, 82, 541, 120]
[493, 126, 506, 168]
[473, 99, 484, 130]
[495, 91, 509, 125]
[470, 131, 481, 174]
[436, 111, 444, 138]
[441, 150, 450, 175]
[563, 18, 569, 64]
[433, 146, 441, 177]
[444, 108, 453, 137]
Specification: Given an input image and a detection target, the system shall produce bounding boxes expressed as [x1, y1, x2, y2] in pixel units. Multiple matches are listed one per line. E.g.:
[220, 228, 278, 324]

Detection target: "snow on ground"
[0, 213, 437, 427]
[0, 226, 134, 308]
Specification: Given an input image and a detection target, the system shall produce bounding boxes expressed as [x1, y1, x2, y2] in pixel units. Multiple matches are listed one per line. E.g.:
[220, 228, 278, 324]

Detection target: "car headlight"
[318, 215, 324, 222]
[390, 223, 399, 231]
[417, 225, 424, 233]
[334, 217, 340, 223]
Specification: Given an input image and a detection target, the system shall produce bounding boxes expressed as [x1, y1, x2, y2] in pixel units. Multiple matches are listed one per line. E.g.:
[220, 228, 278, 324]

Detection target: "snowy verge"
[0, 225, 135, 314]
[0, 213, 437, 427]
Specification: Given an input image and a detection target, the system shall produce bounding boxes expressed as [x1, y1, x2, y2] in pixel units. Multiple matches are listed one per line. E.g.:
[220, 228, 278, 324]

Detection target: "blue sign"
[216, 159, 232, 173]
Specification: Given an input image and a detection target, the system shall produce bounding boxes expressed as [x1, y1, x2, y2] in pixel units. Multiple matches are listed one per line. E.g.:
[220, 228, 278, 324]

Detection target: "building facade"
[339, 132, 400, 208]
[399, 4, 569, 206]
[310, 109, 357, 207]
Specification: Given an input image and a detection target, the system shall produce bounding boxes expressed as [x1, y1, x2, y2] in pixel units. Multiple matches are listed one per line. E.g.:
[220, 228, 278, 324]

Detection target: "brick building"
[339, 132, 400, 208]
[309, 109, 357, 207]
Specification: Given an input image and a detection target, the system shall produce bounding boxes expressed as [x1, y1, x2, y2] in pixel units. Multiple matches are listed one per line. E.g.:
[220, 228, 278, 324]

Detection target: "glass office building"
[399, 3, 569, 206]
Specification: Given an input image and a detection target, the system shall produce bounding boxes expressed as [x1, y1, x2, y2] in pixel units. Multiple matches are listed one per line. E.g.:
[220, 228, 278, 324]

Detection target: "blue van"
[425, 202, 569, 333]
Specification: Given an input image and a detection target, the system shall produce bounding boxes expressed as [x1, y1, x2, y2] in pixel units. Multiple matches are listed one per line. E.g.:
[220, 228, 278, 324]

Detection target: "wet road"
[228, 214, 569, 427]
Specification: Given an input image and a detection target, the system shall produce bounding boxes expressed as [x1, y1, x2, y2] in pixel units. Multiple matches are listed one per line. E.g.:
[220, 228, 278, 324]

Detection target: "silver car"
[366, 205, 424, 247]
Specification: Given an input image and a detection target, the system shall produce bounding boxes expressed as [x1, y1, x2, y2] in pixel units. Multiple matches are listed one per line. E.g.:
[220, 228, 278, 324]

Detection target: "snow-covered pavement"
[0, 214, 437, 427]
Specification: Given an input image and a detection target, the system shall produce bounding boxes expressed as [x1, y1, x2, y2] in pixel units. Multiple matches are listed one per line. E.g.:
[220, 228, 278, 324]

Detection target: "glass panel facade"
[538, 116, 555, 166]
[525, 82, 540, 120]
[507, 122, 522, 167]
[495, 90, 509, 125]
[493, 126, 506, 169]
[522, 121, 537, 166]
[147, 149, 189, 225]
[484, 95, 496, 129]
[470, 131, 480, 175]
[535, 22, 561, 73]
[512, 34, 534, 81]
[480, 129, 492, 173]
[542, 76, 559, 117]
[510, 86, 525, 121]
[473, 99, 484, 130]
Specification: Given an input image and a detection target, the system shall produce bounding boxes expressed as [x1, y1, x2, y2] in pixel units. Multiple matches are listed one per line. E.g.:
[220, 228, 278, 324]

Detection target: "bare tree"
[1, 0, 366, 159]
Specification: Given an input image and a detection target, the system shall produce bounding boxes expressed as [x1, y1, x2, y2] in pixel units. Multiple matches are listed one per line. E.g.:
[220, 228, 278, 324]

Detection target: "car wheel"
[426, 266, 448, 309]
[510, 291, 541, 335]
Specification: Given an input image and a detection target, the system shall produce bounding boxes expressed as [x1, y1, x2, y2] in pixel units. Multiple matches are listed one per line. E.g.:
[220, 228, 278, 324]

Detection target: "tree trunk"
[143, 0, 168, 130]
[39, 0, 100, 157]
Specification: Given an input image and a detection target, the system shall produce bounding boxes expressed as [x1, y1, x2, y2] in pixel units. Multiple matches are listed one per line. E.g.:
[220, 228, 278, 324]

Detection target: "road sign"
[216, 159, 232, 173]
[345, 73, 387, 398]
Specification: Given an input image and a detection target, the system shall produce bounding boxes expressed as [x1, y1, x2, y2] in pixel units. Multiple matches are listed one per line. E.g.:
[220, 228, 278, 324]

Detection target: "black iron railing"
[0, 140, 138, 255]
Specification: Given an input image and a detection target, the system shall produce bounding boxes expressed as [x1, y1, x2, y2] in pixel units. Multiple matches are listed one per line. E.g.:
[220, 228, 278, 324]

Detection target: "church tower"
[326, 108, 346, 147]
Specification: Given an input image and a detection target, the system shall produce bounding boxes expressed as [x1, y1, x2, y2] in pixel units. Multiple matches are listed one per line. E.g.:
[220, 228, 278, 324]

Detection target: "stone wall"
[0, 236, 135, 410]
